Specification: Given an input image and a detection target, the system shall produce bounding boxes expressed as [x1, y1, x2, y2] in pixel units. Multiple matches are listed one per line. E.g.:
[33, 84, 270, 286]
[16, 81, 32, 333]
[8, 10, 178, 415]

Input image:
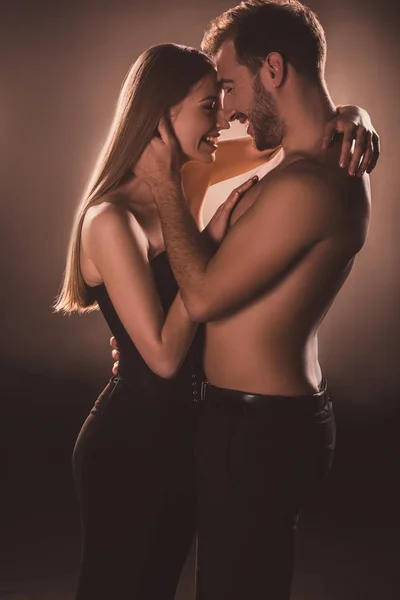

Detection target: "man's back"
[204, 147, 371, 395]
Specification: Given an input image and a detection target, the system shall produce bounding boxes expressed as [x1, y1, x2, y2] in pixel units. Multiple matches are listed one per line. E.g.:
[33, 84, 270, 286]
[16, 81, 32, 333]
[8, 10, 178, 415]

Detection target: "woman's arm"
[82, 203, 200, 379]
[107, 178, 251, 375]
[327, 104, 380, 175]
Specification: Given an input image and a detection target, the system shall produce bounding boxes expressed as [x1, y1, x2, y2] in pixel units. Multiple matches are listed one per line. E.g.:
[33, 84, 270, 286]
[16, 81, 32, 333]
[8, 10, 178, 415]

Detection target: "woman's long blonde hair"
[54, 43, 215, 314]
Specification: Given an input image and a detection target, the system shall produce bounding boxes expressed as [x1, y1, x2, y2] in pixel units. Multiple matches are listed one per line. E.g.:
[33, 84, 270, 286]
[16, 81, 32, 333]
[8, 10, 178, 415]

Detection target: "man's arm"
[154, 170, 337, 322]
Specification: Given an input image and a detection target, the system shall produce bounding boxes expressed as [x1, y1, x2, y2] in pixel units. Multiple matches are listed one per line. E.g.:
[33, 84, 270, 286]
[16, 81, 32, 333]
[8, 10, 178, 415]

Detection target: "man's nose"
[216, 107, 230, 131]
[220, 93, 236, 121]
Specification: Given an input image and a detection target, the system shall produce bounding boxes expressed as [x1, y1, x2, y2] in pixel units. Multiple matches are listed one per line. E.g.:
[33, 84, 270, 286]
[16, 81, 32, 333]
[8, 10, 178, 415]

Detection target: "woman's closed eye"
[204, 101, 218, 111]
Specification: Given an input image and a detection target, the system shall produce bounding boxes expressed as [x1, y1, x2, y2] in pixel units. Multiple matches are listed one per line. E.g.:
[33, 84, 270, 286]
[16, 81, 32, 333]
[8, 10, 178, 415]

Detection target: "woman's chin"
[201, 152, 215, 164]
[195, 147, 217, 163]
[183, 144, 217, 164]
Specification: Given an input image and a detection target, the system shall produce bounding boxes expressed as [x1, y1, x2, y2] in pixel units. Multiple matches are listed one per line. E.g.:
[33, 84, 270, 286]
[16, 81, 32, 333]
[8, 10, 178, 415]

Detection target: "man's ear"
[259, 52, 286, 88]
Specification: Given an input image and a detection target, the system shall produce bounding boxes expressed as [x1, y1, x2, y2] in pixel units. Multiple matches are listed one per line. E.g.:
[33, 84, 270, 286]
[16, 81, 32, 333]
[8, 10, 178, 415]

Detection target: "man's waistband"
[200, 378, 330, 415]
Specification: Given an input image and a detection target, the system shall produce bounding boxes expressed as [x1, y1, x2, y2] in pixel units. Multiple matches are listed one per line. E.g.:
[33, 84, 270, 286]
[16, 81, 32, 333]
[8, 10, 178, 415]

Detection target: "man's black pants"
[195, 379, 336, 600]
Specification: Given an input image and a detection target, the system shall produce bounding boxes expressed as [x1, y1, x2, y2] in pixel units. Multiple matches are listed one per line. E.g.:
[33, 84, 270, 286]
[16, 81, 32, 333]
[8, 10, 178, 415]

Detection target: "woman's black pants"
[72, 376, 198, 600]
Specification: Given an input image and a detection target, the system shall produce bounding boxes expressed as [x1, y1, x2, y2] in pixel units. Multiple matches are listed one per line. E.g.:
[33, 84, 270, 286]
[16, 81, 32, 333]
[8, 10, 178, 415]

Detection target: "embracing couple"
[55, 1, 376, 599]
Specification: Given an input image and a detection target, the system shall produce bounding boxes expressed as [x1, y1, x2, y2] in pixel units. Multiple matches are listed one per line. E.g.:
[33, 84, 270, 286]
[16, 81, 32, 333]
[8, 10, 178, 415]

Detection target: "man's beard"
[248, 73, 284, 151]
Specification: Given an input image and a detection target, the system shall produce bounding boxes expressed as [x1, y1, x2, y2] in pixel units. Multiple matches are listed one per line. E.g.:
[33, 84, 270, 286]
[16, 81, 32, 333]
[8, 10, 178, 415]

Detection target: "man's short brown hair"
[201, 0, 327, 81]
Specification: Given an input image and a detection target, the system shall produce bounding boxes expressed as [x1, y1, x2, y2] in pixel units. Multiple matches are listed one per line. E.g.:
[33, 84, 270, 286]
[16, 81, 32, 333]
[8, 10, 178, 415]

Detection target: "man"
[130, 1, 373, 598]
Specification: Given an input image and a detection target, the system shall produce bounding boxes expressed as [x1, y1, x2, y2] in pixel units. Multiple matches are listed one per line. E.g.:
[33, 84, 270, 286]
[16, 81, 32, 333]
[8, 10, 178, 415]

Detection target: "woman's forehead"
[189, 71, 220, 99]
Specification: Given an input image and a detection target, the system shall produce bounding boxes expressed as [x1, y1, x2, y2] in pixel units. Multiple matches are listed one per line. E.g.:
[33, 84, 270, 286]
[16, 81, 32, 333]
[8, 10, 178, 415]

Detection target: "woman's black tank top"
[86, 251, 204, 400]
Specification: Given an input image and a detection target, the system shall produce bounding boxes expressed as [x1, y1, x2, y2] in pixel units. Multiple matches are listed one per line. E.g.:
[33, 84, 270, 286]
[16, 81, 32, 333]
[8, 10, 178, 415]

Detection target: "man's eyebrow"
[218, 78, 234, 85]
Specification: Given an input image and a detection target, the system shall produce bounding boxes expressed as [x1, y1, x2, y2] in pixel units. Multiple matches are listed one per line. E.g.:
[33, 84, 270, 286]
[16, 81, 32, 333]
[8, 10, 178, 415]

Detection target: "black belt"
[200, 378, 330, 415]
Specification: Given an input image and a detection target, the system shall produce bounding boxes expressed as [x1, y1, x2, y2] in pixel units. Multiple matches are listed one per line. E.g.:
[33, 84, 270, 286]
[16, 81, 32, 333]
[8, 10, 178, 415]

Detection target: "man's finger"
[110, 336, 118, 349]
[158, 114, 177, 147]
[112, 361, 119, 376]
[157, 116, 169, 145]
[112, 349, 120, 361]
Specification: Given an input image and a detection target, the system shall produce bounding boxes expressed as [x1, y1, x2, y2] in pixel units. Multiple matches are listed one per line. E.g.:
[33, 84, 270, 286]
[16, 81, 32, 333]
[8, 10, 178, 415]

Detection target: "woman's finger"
[222, 176, 258, 223]
[112, 361, 119, 376]
[339, 123, 357, 168]
[322, 120, 336, 149]
[348, 127, 367, 175]
[366, 132, 380, 174]
[355, 132, 373, 177]
[228, 176, 258, 203]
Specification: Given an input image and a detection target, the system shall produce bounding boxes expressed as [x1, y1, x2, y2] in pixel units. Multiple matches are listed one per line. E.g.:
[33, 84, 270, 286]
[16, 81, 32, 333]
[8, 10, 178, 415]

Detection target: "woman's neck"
[119, 175, 158, 214]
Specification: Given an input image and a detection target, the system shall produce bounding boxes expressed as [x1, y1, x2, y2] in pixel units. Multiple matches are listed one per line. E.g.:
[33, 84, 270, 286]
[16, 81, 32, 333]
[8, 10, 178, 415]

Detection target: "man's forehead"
[215, 40, 239, 81]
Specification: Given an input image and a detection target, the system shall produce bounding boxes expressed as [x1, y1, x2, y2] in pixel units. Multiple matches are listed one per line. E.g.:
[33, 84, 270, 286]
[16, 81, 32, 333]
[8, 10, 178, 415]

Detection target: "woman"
[55, 43, 377, 599]
[55, 43, 252, 600]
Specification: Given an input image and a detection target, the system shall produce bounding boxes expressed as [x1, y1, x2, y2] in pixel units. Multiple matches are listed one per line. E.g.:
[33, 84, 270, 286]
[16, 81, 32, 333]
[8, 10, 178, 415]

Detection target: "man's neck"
[280, 78, 336, 156]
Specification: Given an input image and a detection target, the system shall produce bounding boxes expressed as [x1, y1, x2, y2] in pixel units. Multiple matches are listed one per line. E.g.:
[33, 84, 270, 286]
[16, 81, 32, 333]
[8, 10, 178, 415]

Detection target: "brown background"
[1, 0, 399, 598]
[1, 0, 399, 408]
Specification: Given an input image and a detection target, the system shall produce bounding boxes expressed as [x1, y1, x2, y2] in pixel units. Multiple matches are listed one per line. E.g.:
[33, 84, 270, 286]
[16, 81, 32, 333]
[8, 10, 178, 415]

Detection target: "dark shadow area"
[1, 369, 399, 599]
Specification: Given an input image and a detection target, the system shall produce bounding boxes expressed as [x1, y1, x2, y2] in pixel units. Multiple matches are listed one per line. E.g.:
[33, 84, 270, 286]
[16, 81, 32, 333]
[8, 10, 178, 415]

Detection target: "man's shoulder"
[259, 154, 368, 207]
[279, 155, 342, 188]
[256, 158, 334, 209]
[252, 155, 370, 245]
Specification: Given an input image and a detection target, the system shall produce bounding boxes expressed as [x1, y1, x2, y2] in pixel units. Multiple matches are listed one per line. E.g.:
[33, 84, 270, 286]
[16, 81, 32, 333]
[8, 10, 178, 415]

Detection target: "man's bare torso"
[204, 148, 371, 395]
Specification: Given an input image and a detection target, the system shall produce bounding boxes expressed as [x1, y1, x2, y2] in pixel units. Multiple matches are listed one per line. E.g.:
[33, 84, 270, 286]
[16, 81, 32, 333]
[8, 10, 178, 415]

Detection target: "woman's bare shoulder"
[83, 196, 147, 256]
[85, 195, 133, 224]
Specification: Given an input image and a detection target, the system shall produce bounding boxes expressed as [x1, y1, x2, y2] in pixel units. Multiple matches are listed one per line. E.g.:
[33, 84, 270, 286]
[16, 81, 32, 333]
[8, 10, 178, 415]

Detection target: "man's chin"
[254, 134, 282, 152]
[252, 136, 265, 152]
[246, 128, 260, 150]
[246, 122, 255, 137]
[247, 124, 266, 150]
